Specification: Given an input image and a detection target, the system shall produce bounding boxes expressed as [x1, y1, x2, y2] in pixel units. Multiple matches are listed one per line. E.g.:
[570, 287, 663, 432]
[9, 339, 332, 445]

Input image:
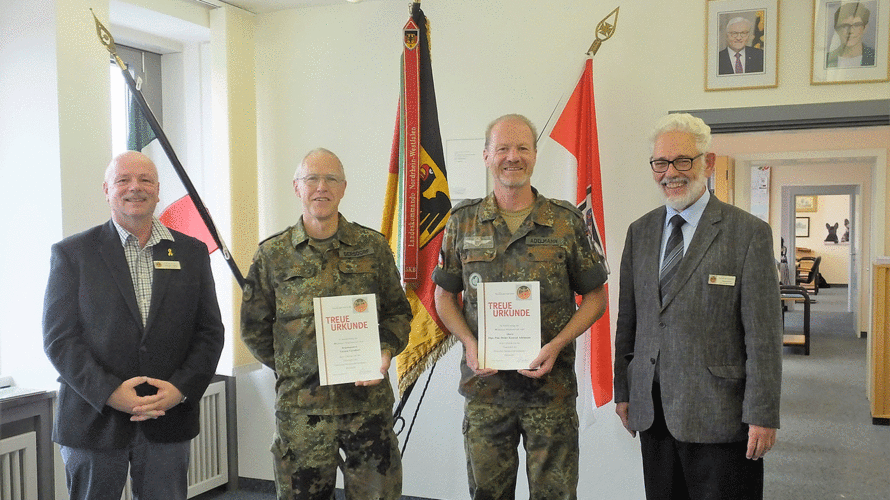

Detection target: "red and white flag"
[537, 57, 612, 419]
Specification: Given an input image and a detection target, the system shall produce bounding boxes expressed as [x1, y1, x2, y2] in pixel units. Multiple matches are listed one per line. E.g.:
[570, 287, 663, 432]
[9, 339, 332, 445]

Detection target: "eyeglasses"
[728, 31, 750, 38]
[650, 153, 703, 173]
[297, 174, 344, 187]
[836, 22, 866, 31]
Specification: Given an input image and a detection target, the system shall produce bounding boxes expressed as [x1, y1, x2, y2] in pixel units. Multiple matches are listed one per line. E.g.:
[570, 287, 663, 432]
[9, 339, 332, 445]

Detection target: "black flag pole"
[91, 10, 245, 289]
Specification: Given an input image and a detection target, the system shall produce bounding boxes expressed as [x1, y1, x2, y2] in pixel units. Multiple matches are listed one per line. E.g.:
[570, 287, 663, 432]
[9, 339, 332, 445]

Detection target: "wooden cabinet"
[871, 263, 890, 424]
[712, 155, 735, 204]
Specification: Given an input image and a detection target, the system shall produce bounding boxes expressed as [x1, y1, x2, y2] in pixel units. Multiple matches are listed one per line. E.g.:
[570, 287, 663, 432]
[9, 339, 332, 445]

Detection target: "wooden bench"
[780, 285, 811, 355]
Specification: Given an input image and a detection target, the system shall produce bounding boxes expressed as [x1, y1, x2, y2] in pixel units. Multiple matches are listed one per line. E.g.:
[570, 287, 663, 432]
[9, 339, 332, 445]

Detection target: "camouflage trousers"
[463, 401, 579, 500]
[271, 410, 402, 500]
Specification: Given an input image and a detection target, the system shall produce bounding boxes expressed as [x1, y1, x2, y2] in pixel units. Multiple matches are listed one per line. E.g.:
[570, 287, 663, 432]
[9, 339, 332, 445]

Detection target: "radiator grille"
[0, 432, 37, 500]
[187, 380, 228, 497]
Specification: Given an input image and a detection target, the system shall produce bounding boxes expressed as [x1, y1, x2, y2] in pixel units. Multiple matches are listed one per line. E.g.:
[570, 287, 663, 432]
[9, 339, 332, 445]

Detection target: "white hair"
[649, 113, 712, 155]
[725, 16, 753, 32]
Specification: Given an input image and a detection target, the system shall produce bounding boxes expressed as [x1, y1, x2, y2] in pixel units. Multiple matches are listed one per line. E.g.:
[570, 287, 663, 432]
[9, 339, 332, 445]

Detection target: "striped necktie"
[660, 214, 686, 298]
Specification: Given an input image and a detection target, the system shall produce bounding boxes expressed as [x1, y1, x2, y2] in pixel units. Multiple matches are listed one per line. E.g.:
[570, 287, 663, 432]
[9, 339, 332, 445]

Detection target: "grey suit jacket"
[43, 220, 224, 449]
[614, 195, 782, 443]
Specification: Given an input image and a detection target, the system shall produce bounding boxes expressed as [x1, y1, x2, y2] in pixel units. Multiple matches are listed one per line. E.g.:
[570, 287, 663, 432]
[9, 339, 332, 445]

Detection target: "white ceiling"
[222, 0, 388, 14]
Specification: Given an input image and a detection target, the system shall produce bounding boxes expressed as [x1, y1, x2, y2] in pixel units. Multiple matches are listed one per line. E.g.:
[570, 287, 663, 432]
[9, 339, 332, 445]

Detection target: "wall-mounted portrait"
[706, 0, 780, 91]
[811, 0, 890, 84]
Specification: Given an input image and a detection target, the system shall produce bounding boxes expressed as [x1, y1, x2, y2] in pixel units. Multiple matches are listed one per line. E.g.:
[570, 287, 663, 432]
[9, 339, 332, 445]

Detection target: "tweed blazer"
[43, 220, 224, 449]
[614, 195, 782, 443]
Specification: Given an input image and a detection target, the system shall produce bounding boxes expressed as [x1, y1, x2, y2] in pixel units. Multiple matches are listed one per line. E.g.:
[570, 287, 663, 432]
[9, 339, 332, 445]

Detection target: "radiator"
[0, 432, 38, 500]
[187, 380, 228, 497]
[120, 380, 229, 500]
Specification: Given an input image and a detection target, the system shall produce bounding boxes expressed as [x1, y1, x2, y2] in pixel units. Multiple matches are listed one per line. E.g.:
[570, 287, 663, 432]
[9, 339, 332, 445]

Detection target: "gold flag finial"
[587, 6, 619, 56]
[91, 9, 127, 71]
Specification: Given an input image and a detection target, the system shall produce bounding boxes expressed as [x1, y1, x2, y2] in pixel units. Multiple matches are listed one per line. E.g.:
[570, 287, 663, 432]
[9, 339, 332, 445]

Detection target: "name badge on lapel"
[154, 261, 181, 270]
[708, 274, 736, 286]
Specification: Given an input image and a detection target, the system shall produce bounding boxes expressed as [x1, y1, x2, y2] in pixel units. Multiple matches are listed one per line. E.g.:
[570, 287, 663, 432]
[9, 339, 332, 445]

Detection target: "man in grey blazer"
[43, 151, 224, 500]
[614, 114, 782, 499]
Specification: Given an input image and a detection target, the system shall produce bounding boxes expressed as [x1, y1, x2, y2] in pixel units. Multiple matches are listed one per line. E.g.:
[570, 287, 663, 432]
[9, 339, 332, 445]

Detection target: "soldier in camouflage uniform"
[241, 148, 412, 500]
[433, 114, 609, 500]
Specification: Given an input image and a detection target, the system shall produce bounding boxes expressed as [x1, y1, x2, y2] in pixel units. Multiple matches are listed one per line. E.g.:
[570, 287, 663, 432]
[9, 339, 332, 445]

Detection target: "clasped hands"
[106, 376, 184, 422]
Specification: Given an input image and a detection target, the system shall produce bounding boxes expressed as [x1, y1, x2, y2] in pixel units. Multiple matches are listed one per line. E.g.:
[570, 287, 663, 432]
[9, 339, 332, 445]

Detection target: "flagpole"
[91, 10, 246, 289]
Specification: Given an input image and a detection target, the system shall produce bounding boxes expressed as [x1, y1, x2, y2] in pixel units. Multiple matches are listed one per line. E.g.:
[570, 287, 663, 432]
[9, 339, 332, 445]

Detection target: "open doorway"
[723, 144, 882, 337]
[784, 187, 859, 326]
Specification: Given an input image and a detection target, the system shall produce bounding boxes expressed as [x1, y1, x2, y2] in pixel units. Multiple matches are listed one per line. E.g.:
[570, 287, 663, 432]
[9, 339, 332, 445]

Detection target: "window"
[109, 45, 163, 154]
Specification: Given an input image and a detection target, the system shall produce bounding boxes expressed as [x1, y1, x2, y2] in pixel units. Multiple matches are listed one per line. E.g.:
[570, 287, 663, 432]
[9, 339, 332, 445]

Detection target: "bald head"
[103, 150, 160, 231]
[105, 151, 158, 184]
[294, 148, 345, 181]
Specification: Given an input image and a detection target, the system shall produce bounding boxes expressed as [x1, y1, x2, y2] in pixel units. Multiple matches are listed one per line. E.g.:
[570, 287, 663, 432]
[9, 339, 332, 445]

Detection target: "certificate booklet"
[313, 294, 383, 386]
[476, 281, 541, 370]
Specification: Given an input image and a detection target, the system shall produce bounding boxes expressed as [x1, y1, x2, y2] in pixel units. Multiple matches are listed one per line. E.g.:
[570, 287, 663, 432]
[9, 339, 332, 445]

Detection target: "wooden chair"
[780, 285, 811, 355]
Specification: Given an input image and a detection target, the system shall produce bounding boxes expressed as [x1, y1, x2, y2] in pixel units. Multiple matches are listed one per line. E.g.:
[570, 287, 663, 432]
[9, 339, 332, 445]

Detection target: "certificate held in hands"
[313, 294, 383, 386]
[477, 281, 541, 370]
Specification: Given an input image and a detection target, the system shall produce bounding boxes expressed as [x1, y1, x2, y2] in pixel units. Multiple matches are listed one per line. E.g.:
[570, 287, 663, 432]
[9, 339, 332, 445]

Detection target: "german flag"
[380, 3, 453, 394]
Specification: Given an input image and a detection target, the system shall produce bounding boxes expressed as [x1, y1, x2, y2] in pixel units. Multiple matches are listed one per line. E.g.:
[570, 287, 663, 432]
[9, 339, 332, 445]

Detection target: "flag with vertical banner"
[538, 56, 612, 413]
[381, 3, 454, 394]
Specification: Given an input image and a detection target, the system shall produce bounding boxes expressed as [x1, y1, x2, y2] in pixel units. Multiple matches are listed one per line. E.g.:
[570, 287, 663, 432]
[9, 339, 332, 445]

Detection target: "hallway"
[767, 286, 890, 498]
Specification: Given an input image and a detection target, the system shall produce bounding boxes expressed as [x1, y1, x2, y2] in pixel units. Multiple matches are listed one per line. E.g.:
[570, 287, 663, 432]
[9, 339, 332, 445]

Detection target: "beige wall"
[209, 4, 258, 367]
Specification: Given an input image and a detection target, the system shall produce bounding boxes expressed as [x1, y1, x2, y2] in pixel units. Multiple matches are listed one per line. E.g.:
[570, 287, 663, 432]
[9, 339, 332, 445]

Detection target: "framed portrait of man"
[811, 0, 890, 84]
[705, 0, 780, 91]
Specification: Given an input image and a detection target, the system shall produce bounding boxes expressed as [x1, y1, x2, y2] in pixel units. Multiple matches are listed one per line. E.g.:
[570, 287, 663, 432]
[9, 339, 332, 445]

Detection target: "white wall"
[247, 1, 890, 499]
[0, 0, 110, 390]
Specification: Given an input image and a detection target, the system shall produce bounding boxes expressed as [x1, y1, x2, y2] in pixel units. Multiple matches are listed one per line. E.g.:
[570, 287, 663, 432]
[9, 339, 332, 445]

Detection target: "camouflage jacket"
[241, 214, 412, 414]
[432, 189, 608, 406]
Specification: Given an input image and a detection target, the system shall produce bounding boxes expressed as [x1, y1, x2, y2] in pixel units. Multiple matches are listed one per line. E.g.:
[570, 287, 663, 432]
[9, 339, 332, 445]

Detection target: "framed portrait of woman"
[811, 0, 890, 84]
[705, 0, 780, 91]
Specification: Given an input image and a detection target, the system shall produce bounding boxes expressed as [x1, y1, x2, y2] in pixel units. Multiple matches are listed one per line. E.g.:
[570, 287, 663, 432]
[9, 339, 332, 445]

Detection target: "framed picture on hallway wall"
[811, 0, 890, 84]
[796, 217, 810, 237]
[705, 0, 780, 91]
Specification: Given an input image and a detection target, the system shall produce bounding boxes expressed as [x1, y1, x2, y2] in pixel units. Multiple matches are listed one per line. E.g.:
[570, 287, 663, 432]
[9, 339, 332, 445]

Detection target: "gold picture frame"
[796, 195, 819, 212]
[705, 0, 780, 91]
[811, 0, 890, 84]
